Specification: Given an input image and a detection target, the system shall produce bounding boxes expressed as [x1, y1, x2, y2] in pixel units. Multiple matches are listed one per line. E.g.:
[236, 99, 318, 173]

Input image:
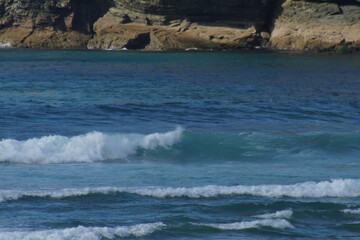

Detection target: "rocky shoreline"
[0, 0, 359, 52]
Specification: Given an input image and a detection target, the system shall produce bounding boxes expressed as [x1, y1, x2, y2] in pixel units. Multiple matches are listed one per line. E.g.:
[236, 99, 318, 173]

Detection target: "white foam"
[0, 179, 359, 203]
[254, 209, 293, 219]
[0, 187, 119, 203]
[0, 42, 12, 48]
[342, 208, 360, 215]
[129, 179, 360, 198]
[0, 127, 183, 163]
[203, 219, 293, 230]
[0, 222, 165, 240]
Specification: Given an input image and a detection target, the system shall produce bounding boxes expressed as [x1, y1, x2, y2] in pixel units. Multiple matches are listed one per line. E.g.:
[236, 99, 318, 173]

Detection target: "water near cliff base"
[0, 50, 360, 239]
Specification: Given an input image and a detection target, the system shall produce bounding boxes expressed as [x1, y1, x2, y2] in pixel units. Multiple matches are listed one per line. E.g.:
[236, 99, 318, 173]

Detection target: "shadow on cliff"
[71, 0, 115, 34]
[264, 0, 286, 34]
[178, 0, 283, 34]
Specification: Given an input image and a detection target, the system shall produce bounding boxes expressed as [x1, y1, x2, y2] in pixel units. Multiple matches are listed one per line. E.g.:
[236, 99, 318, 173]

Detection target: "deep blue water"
[0, 50, 360, 239]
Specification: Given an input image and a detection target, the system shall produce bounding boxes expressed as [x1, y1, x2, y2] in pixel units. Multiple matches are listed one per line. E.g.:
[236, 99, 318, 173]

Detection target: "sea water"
[0, 50, 360, 239]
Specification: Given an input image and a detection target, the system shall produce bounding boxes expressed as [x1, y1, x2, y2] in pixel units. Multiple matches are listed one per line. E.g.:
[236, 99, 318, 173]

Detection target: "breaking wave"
[342, 208, 360, 215]
[203, 219, 293, 230]
[254, 209, 293, 219]
[1, 129, 360, 164]
[0, 127, 183, 164]
[127, 179, 360, 198]
[0, 222, 165, 240]
[1, 179, 359, 202]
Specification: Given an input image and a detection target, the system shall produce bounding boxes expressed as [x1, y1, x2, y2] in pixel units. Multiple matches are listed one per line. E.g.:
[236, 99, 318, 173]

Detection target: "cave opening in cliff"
[71, 0, 115, 34]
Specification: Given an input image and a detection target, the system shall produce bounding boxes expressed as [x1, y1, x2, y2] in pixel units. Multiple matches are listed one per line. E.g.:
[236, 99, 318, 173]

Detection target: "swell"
[166, 130, 360, 161]
[1, 179, 359, 202]
[1, 129, 360, 164]
[0, 222, 165, 240]
[0, 219, 294, 240]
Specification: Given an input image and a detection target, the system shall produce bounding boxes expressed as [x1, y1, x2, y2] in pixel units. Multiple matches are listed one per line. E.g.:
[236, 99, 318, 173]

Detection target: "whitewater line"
[0, 222, 165, 240]
[0, 218, 293, 240]
[1, 179, 359, 203]
[202, 219, 293, 230]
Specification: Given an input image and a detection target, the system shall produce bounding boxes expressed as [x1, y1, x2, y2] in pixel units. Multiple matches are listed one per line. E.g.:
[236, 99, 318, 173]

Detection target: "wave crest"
[203, 219, 293, 230]
[129, 179, 360, 198]
[254, 209, 293, 219]
[0, 222, 165, 240]
[0, 127, 183, 164]
[2, 129, 360, 164]
[342, 208, 360, 215]
[1, 179, 359, 203]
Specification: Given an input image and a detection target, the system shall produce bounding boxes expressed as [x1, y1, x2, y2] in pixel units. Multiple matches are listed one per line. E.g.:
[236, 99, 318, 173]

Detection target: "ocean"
[0, 50, 360, 239]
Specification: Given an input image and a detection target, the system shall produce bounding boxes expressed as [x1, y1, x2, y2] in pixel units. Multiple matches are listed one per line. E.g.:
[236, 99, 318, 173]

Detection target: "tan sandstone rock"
[88, 7, 259, 51]
[270, 0, 360, 51]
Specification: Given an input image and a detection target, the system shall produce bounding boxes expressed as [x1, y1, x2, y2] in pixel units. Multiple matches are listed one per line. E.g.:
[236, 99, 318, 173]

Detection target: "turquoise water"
[0, 50, 360, 239]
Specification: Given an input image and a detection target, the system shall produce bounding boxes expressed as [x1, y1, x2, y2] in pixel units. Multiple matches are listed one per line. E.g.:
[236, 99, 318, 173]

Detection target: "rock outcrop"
[270, 0, 360, 52]
[88, 0, 274, 50]
[0, 0, 359, 52]
[0, 0, 113, 48]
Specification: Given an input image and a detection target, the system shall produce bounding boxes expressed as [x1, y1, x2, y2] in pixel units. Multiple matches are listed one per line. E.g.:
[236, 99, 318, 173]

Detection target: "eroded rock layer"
[270, 0, 360, 52]
[0, 0, 113, 48]
[0, 0, 359, 51]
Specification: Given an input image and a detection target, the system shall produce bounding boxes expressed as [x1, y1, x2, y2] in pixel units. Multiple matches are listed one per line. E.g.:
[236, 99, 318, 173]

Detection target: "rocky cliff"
[270, 0, 360, 52]
[0, 0, 359, 52]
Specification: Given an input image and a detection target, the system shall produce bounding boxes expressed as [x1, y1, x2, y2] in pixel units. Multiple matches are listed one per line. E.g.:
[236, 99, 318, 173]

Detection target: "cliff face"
[0, 0, 113, 48]
[88, 0, 273, 50]
[113, 0, 270, 23]
[0, 0, 359, 51]
[270, 0, 360, 51]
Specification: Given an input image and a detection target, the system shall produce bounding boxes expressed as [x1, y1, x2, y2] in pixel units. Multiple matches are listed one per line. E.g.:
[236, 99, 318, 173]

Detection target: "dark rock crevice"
[125, 32, 150, 49]
[70, 0, 114, 34]
[263, 0, 284, 33]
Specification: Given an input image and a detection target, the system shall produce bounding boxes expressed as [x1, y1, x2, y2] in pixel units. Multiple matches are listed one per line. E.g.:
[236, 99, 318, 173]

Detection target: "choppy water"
[0, 50, 360, 239]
